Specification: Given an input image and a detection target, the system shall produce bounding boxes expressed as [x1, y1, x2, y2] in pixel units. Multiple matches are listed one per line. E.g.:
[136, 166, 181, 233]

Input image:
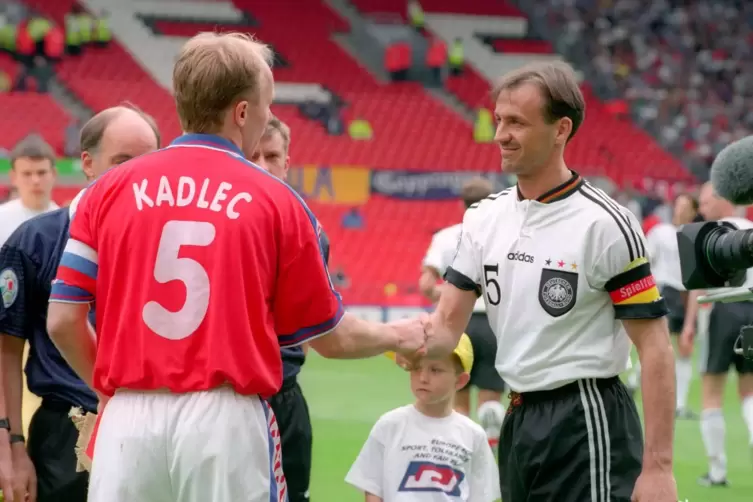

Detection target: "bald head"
[80, 105, 160, 181]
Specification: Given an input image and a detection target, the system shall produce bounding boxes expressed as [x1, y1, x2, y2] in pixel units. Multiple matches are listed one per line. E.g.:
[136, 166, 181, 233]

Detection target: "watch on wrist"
[0, 418, 9, 431]
[9, 434, 25, 444]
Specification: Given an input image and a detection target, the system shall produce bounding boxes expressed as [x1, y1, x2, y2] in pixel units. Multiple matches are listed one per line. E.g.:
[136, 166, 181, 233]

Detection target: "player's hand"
[0, 430, 14, 502]
[389, 314, 428, 359]
[631, 469, 677, 502]
[421, 314, 456, 360]
[678, 325, 694, 358]
[10, 443, 36, 502]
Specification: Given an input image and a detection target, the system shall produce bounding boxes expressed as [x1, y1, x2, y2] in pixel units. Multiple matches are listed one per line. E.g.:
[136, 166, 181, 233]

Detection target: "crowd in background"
[530, 0, 753, 180]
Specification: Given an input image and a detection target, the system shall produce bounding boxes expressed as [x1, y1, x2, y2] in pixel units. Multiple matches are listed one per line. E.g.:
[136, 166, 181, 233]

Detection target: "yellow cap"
[453, 333, 474, 374]
[385, 333, 474, 374]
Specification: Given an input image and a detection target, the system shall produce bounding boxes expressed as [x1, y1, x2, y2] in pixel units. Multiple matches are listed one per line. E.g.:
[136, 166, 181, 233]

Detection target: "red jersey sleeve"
[50, 185, 100, 304]
[274, 196, 344, 347]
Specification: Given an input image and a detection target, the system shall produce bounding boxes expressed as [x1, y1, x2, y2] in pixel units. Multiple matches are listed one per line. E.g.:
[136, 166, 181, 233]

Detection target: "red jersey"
[50, 134, 344, 398]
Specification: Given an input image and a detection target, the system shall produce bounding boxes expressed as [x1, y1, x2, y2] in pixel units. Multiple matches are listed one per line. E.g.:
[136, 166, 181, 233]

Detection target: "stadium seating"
[23, 0, 692, 182]
[0, 52, 73, 153]
[307, 196, 462, 305]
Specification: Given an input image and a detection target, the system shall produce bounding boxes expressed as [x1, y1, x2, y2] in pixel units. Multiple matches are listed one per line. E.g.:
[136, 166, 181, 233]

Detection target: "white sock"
[675, 357, 692, 410]
[627, 360, 641, 389]
[742, 396, 753, 445]
[700, 409, 727, 481]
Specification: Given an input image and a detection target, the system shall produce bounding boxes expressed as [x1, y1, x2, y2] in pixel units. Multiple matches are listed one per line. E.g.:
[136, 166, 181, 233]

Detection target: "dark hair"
[80, 102, 161, 152]
[10, 134, 56, 169]
[461, 177, 493, 208]
[491, 61, 585, 142]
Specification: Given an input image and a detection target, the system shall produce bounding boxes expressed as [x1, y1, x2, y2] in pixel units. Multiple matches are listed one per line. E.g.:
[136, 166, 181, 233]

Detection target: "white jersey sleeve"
[423, 232, 445, 273]
[468, 430, 501, 501]
[587, 205, 669, 320]
[345, 419, 387, 497]
[445, 210, 482, 296]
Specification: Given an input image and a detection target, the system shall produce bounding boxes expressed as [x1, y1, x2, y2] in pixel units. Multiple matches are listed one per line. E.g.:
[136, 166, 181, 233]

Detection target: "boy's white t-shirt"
[345, 405, 500, 502]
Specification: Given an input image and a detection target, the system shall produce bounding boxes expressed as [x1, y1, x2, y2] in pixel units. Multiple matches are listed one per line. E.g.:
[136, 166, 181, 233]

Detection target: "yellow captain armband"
[604, 257, 668, 319]
[385, 351, 397, 362]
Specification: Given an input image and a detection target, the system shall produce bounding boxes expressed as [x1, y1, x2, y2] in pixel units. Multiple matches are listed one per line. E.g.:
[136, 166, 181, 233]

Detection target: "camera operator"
[680, 182, 753, 487]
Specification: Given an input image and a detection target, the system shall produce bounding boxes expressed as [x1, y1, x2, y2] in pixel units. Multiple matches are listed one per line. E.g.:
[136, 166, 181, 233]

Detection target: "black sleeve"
[0, 243, 37, 339]
[319, 229, 331, 267]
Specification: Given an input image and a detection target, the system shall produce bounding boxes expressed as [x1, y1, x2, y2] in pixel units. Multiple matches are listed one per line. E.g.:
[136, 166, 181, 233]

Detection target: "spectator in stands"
[14, 55, 53, 92]
[407, 0, 425, 32]
[64, 9, 82, 55]
[426, 38, 447, 86]
[0, 70, 9, 92]
[385, 41, 410, 81]
[342, 207, 364, 229]
[348, 118, 373, 141]
[27, 14, 51, 57]
[331, 266, 350, 289]
[448, 37, 464, 75]
[545, 0, 753, 178]
[92, 11, 111, 47]
[473, 108, 495, 143]
[15, 21, 34, 68]
[44, 23, 65, 62]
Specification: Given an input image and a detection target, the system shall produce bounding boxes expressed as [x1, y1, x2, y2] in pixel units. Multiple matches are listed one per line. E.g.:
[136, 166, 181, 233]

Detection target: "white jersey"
[345, 405, 499, 502]
[423, 224, 485, 312]
[0, 199, 59, 246]
[646, 223, 684, 291]
[447, 175, 667, 392]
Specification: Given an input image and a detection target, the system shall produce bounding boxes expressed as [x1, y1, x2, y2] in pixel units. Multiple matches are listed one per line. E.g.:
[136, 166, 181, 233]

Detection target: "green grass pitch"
[300, 352, 753, 502]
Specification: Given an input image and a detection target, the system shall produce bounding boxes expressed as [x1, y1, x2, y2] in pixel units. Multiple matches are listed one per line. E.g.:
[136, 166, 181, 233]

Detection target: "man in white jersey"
[0, 136, 58, 245]
[416, 61, 677, 502]
[419, 177, 506, 448]
[631, 194, 701, 418]
[681, 181, 753, 487]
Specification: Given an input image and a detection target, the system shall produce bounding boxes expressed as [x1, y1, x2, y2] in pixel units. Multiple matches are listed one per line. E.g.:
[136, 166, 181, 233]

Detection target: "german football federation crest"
[539, 268, 578, 317]
[0, 268, 18, 309]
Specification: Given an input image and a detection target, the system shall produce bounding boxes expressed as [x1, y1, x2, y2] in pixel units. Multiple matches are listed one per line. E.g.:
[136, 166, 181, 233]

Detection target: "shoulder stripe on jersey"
[65, 238, 98, 264]
[583, 183, 645, 258]
[577, 185, 638, 263]
[469, 188, 510, 209]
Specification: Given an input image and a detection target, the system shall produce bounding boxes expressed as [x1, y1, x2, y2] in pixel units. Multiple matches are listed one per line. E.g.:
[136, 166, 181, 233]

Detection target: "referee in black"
[420, 61, 678, 502]
[250, 116, 320, 502]
[0, 105, 160, 502]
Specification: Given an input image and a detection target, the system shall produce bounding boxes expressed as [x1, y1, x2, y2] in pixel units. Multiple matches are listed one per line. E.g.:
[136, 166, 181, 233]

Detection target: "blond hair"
[264, 115, 291, 152]
[173, 32, 274, 134]
[492, 61, 585, 142]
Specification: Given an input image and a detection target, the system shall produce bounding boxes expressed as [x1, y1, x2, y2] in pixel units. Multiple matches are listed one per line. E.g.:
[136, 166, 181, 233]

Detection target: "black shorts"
[267, 379, 312, 502]
[28, 399, 90, 502]
[660, 285, 686, 334]
[461, 313, 506, 392]
[702, 302, 753, 375]
[500, 377, 642, 502]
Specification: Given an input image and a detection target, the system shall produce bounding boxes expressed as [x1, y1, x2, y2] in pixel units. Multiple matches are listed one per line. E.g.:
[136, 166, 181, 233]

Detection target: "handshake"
[387, 313, 456, 367]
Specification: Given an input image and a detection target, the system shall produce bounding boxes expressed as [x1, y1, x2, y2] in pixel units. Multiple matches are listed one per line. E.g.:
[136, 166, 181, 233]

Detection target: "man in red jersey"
[45, 32, 426, 502]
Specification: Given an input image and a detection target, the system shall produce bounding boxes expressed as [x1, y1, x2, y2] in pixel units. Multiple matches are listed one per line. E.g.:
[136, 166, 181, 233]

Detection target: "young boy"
[345, 334, 500, 501]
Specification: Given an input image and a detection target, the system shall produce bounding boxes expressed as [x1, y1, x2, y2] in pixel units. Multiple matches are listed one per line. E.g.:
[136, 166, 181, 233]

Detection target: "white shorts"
[88, 387, 287, 502]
